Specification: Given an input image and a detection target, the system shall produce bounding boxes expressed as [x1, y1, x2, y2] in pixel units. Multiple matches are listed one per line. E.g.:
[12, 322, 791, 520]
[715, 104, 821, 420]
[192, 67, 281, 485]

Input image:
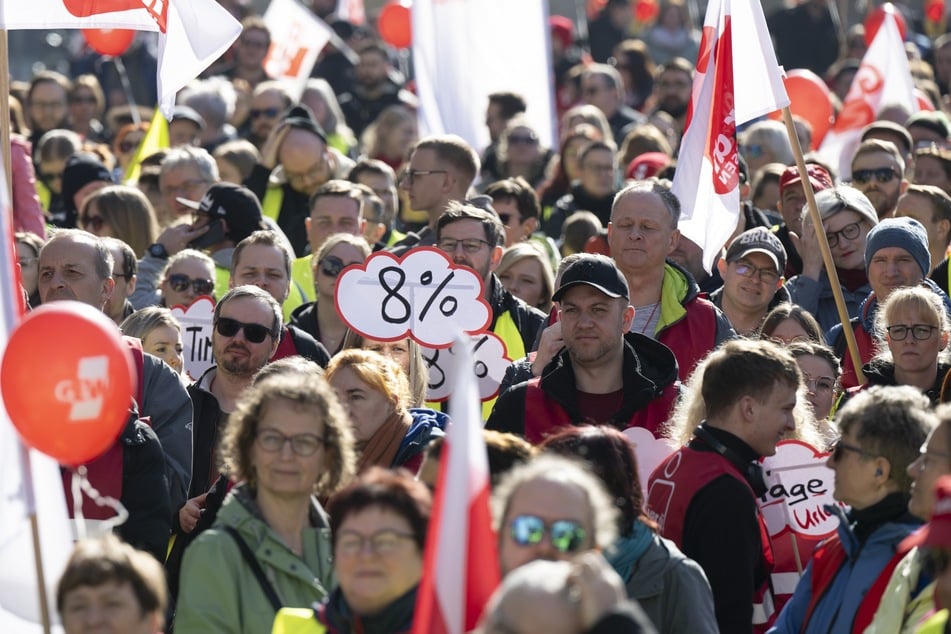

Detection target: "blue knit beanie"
[864, 217, 931, 277]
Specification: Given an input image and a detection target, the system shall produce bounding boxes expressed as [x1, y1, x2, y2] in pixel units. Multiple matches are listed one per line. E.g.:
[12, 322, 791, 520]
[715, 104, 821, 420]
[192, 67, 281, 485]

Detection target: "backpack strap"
[222, 526, 282, 612]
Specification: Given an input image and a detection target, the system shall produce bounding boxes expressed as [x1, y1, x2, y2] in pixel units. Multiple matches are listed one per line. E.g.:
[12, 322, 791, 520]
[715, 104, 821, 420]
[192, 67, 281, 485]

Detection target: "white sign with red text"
[169, 296, 215, 381]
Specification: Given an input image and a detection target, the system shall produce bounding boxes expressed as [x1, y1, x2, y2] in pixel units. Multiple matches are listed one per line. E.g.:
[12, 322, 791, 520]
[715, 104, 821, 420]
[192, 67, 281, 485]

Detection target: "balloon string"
[70, 466, 130, 538]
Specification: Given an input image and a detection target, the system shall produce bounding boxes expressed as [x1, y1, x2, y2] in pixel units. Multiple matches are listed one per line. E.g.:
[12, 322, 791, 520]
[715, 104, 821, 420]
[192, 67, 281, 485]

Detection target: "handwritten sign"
[759, 440, 842, 540]
[336, 248, 491, 349]
[169, 296, 215, 381]
[422, 332, 511, 402]
[622, 427, 678, 500]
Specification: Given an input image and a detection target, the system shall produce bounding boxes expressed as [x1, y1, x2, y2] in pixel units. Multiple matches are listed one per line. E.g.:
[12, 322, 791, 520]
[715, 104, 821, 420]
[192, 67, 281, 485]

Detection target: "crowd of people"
[16, 0, 951, 632]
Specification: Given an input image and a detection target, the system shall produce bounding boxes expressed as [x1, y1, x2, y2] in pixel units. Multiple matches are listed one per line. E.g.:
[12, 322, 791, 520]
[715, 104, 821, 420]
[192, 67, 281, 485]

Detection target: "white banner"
[412, 0, 554, 154]
[263, 0, 334, 102]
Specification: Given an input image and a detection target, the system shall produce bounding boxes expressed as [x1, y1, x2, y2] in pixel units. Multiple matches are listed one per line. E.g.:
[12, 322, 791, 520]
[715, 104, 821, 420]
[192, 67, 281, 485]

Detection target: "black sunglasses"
[852, 167, 899, 185]
[320, 255, 350, 278]
[166, 273, 215, 296]
[215, 316, 274, 344]
[79, 213, 104, 232]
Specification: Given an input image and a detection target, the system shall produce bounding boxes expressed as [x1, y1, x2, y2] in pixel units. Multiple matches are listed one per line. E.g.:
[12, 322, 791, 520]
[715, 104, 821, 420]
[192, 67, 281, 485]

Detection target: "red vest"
[657, 297, 719, 382]
[521, 376, 675, 443]
[62, 338, 143, 521]
[647, 446, 776, 629]
[837, 323, 875, 390]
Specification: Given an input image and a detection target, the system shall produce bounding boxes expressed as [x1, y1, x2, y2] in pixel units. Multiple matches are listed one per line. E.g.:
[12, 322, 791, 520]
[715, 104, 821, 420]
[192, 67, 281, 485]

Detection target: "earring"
[875, 468, 883, 476]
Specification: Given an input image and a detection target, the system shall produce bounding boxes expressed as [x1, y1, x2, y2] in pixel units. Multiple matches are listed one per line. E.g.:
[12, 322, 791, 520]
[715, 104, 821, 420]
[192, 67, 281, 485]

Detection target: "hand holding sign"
[336, 248, 491, 348]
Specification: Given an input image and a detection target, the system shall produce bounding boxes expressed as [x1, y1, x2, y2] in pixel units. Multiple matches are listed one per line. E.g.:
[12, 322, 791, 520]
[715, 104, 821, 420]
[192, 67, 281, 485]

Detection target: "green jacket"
[175, 485, 334, 634]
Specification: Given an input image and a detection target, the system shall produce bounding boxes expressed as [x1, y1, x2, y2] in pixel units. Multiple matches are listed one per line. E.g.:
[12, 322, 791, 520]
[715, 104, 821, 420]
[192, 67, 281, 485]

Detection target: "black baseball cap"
[552, 254, 629, 301]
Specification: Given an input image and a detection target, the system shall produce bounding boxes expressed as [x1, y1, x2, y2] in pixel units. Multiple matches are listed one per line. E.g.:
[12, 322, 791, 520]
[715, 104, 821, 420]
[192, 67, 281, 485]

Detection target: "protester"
[120, 306, 185, 376]
[496, 243, 555, 313]
[156, 249, 217, 308]
[341, 331, 430, 408]
[79, 185, 161, 257]
[759, 303, 824, 344]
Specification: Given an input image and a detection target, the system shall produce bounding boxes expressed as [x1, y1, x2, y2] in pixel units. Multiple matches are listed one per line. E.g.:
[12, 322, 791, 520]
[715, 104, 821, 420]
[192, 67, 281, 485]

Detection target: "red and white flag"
[818, 13, 917, 180]
[412, 333, 500, 634]
[672, 0, 789, 274]
[263, 0, 334, 102]
[0, 160, 73, 631]
[0, 0, 242, 117]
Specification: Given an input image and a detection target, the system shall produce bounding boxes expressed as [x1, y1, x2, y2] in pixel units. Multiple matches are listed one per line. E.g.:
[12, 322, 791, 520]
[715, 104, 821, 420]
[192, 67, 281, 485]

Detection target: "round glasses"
[255, 429, 324, 456]
[509, 514, 587, 553]
[886, 324, 938, 341]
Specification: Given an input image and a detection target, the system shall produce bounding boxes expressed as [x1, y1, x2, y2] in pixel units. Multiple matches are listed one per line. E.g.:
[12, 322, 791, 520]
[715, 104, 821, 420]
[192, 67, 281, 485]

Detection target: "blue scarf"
[606, 519, 653, 582]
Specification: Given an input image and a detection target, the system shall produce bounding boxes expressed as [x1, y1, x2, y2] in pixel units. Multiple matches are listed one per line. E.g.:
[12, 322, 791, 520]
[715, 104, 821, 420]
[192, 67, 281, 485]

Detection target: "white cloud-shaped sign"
[622, 427, 678, 501]
[335, 248, 491, 348]
[423, 332, 512, 402]
[169, 295, 216, 381]
[759, 440, 842, 540]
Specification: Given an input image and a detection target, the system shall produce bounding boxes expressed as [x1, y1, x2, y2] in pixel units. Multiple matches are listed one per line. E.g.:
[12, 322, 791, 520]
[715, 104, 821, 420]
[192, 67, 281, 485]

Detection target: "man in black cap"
[177, 182, 268, 298]
[486, 253, 679, 442]
[59, 152, 114, 228]
[245, 104, 354, 257]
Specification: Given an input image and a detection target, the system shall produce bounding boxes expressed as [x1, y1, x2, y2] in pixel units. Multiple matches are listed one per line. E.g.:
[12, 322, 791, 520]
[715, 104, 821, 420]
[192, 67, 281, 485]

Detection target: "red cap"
[550, 16, 574, 50]
[901, 474, 951, 551]
[626, 152, 671, 181]
[779, 164, 834, 196]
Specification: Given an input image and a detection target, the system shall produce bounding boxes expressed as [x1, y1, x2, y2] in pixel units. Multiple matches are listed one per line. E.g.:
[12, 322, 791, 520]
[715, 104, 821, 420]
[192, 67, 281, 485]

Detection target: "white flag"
[0, 0, 242, 118]
[819, 13, 917, 180]
[263, 0, 335, 102]
[673, 0, 789, 274]
[412, 0, 555, 153]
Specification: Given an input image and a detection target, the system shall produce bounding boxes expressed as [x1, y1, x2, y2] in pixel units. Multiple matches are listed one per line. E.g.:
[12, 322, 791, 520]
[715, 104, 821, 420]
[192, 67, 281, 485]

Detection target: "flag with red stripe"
[672, 0, 788, 274]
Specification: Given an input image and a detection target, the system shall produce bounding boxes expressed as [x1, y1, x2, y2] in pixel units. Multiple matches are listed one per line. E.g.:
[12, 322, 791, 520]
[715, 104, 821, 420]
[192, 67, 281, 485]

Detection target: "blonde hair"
[325, 348, 412, 415]
[495, 242, 555, 313]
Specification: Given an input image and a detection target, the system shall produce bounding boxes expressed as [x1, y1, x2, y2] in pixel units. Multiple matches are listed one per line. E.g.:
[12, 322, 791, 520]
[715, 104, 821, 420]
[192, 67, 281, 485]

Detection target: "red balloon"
[82, 28, 135, 57]
[768, 69, 834, 149]
[378, 1, 412, 49]
[864, 3, 908, 46]
[1, 302, 134, 466]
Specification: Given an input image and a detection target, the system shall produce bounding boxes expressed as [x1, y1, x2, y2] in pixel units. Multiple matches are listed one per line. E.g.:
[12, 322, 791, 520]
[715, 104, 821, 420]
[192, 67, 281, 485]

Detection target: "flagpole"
[0, 30, 12, 191]
[780, 107, 866, 385]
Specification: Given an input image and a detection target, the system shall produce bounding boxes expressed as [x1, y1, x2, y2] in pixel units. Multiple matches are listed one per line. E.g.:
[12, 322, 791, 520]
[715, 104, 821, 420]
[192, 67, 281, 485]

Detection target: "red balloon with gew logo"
[1, 302, 134, 466]
[768, 69, 834, 149]
[82, 28, 135, 57]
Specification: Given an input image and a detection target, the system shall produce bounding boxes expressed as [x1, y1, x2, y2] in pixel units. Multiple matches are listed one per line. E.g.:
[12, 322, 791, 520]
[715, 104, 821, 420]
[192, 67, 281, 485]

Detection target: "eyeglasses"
[498, 213, 516, 225]
[507, 134, 538, 145]
[336, 529, 416, 557]
[79, 213, 104, 232]
[255, 429, 324, 456]
[803, 373, 836, 393]
[437, 238, 491, 254]
[215, 316, 275, 344]
[852, 167, 899, 185]
[249, 107, 281, 120]
[509, 515, 587, 553]
[161, 179, 209, 197]
[886, 324, 938, 341]
[112, 271, 132, 281]
[319, 255, 354, 278]
[825, 222, 862, 248]
[733, 260, 779, 284]
[166, 273, 215, 296]
[830, 438, 879, 462]
[914, 442, 951, 472]
[284, 159, 325, 186]
[400, 169, 447, 185]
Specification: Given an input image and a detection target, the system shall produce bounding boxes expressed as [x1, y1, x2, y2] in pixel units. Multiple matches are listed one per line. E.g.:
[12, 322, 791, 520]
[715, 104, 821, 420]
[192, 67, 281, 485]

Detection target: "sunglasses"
[250, 107, 281, 120]
[830, 438, 878, 462]
[80, 213, 104, 231]
[508, 134, 538, 145]
[509, 514, 587, 553]
[166, 273, 215, 296]
[852, 167, 899, 185]
[319, 255, 353, 278]
[215, 316, 275, 344]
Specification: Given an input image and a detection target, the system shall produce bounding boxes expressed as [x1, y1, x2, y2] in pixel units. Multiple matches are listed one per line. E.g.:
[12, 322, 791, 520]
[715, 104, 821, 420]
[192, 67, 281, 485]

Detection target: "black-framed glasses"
[852, 167, 899, 185]
[112, 271, 132, 281]
[166, 273, 215, 296]
[438, 238, 491, 254]
[336, 529, 416, 557]
[319, 255, 353, 278]
[498, 213, 517, 225]
[886, 324, 938, 341]
[255, 428, 324, 456]
[509, 514, 587, 553]
[400, 169, 447, 185]
[249, 107, 281, 120]
[215, 317, 275, 344]
[826, 222, 862, 248]
[831, 438, 879, 462]
[733, 260, 780, 284]
[79, 213, 104, 232]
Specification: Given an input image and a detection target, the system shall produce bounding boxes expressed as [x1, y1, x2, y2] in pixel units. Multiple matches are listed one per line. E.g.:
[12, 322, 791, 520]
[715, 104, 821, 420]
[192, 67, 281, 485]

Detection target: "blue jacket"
[393, 408, 449, 468]
[768, 498, 921, 634]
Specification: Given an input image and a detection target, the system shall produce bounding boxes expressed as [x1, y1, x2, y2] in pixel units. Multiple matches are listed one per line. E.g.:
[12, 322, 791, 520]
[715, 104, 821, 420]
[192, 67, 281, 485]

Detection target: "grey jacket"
[784, 271, 871, 334]
[626, 534, 719, 634]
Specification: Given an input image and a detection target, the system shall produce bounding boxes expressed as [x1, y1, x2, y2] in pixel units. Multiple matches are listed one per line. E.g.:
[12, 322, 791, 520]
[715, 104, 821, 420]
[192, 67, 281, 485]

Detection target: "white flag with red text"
[818, 14, 917, 180]
[263, 0, 334, 102]
[0, 0, 241, 117]
[412, 333, 500, 634]
[672, 0, 789, 274]
[0, 160, 73, 631]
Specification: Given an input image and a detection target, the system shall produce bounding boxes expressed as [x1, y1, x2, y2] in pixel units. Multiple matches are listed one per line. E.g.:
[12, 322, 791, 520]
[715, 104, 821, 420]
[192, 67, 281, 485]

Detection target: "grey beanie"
[864, 217, 931, 277]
